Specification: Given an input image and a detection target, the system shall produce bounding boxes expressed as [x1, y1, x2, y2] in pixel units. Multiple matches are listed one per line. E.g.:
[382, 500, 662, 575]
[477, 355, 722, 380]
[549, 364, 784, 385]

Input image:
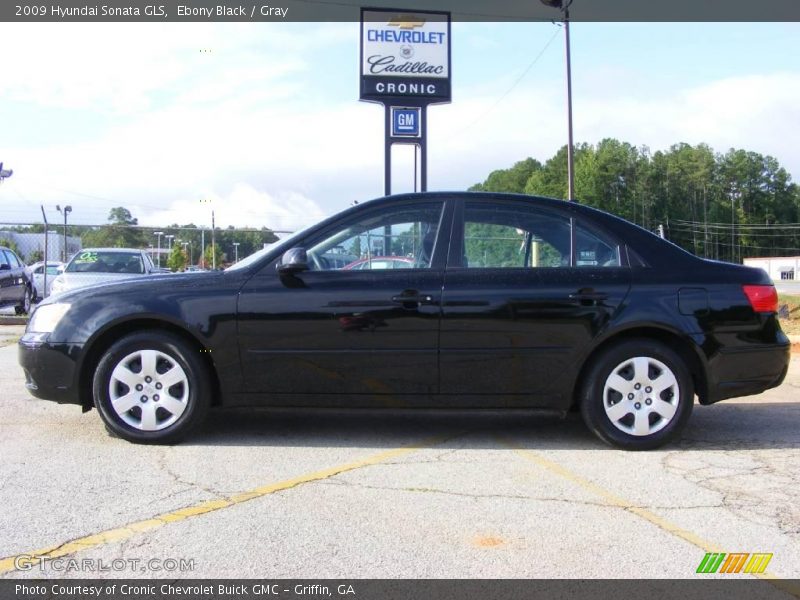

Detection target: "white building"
[743, 256, 800, 281]
[0, 230, 82, 263]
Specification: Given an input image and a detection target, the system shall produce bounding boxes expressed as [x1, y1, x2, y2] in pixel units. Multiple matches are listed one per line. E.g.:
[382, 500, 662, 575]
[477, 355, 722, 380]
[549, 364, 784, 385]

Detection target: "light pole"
[540, 0, 575, 202]
[233, 242, 240, 263]
[731, 195, 736, 264]
[0, 162, 13, 183]
[153, 231, 164, 268]
[56, 205, 72, 262]
[165, 234, 175, 252]
[182, 241, 191, 267]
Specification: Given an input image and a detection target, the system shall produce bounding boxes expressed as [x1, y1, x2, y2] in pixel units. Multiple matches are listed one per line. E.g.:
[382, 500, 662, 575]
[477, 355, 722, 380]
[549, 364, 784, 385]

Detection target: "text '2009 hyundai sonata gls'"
[19, 193, 790, 449]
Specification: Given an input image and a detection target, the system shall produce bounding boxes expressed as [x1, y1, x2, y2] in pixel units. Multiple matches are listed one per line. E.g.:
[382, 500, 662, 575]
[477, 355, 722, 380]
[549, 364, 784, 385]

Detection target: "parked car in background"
[0, 246, 32, 314]
[343, 256, 415, 270]
[26, 261, 64, 301]
[50, 248, 160, 295]
[20, 193, 790, 448]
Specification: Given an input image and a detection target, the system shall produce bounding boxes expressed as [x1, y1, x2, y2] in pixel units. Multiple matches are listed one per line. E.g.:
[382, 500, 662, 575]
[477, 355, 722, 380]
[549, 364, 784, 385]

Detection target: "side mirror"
[278, 247, 309, 274]
[0, 263, 10, 271]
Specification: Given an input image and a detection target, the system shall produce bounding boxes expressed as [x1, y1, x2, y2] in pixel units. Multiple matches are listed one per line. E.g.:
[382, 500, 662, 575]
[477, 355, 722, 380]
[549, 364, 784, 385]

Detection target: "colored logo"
[387, 15, 426, 29]
[696, 552, 773, 574]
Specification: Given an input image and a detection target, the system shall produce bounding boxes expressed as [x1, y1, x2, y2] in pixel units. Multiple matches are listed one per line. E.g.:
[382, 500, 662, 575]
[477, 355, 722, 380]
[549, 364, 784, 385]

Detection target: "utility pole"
[540, 0, 575, 201]
[211, 210, 216, 269]
[56, 205, 72, 262]
[41, 206, 49, 298]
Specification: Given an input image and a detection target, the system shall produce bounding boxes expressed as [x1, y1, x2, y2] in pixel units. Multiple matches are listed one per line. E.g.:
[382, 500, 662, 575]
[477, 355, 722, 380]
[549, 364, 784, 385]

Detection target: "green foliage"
[166, 244, 188, 272]
[82, 206, 147, 248]
[27, 249, 44, 263]
[0, 238, 21, 257]
[474, 140, 800, 262]
[202, 244, 224, 269]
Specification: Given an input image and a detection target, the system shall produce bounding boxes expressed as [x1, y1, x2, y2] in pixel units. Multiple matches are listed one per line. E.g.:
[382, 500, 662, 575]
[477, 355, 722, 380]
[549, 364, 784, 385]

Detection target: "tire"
[15, 286, 32, 315]
[579, 339, 694, 450]
[93, 331, 211, 444]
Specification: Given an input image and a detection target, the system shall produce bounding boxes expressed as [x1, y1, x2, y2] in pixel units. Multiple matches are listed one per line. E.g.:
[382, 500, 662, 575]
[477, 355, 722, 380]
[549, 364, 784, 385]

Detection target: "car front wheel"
[93, 331, 211, 444]
[580, 339, 694, 450]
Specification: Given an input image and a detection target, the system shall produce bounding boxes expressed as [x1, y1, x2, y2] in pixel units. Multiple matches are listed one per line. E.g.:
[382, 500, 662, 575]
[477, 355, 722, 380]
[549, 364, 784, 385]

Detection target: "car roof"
[76, 248, 145, 253]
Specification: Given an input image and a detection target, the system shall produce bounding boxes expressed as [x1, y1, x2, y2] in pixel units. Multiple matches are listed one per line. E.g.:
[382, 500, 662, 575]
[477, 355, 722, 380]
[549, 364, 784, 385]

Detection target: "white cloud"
[1, 23, 799, 234]
[142, 183, 326, 232]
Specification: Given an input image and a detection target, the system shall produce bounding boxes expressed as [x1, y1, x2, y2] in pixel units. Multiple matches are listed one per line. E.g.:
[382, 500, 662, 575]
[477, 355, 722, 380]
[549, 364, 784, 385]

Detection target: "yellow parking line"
[0, 433, 456, 575]
[501, 438, 800, 598]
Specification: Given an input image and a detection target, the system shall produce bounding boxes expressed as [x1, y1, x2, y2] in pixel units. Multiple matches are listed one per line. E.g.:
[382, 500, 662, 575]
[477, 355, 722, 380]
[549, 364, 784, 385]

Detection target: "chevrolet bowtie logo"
[387, 15, 426, 29]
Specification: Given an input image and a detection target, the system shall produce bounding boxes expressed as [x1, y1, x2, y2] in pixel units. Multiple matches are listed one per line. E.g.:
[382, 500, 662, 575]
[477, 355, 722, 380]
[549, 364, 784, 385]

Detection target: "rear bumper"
[703, 334, 791, 404]
[18, 334, 84, 406]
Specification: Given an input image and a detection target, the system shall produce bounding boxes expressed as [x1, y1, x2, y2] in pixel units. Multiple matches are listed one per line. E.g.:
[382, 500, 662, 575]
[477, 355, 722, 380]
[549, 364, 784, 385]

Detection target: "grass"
[778, 293, 800, 336]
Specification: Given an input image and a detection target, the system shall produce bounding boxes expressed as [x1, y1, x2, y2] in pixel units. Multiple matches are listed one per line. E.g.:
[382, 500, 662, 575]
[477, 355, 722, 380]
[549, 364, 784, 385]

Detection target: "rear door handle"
[569, 290, 608, 302]
[391, 291, 434, 308]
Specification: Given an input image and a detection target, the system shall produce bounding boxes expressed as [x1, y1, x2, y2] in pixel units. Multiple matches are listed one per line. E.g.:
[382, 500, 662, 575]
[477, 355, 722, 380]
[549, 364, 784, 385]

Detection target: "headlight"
[50, 276, 64, 293]
[28, 303, 71, 334]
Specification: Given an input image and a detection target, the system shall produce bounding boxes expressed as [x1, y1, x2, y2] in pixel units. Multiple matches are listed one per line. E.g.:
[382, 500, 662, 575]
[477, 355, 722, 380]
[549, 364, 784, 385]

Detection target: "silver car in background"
[50, 248, 159, 295]
[26, 261, 64, 301]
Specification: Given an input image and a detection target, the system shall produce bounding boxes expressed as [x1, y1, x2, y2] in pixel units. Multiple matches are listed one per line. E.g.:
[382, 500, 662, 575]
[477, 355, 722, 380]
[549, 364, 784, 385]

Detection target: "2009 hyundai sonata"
[19, 193, 790, 449]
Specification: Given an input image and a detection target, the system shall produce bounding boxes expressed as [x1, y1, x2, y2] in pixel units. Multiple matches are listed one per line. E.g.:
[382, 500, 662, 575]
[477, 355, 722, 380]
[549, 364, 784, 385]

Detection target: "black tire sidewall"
[580, 339, 694, 450]
[15, 287, 31, 315]
[93, 331, 211, 444]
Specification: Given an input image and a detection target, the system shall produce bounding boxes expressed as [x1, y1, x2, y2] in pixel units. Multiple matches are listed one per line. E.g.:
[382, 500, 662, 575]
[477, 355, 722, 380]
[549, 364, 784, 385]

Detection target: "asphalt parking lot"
[1, 331, 799, 587]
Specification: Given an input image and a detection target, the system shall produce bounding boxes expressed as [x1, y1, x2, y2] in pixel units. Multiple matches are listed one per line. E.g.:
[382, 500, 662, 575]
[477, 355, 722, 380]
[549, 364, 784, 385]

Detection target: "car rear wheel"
[15, 286, 32, 315]
[93, 331, 211, 444]
[580, 339, 694, 450]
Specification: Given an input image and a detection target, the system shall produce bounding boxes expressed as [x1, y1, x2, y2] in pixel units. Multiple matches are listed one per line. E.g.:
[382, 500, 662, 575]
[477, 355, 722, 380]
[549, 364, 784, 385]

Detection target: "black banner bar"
[4, 579, 800, 600]
[3, 0, 800, 22]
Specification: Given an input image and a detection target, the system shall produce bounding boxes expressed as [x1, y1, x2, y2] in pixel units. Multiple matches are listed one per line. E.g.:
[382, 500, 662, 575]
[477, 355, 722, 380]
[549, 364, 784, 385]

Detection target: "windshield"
[66, 250, 144, 274]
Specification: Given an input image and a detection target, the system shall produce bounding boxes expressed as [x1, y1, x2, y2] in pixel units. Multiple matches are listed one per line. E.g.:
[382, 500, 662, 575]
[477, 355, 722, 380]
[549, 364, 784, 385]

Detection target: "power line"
[445, 25, 560, 142]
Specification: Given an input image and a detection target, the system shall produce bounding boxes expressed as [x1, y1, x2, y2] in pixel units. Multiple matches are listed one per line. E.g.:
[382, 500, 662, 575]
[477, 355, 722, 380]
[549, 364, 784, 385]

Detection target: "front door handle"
[569, 289, 608, 303]
[391, 290, 434, 309]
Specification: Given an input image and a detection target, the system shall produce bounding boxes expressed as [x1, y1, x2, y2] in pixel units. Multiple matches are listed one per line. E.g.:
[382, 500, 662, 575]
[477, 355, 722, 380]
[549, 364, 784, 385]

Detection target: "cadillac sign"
[360, 8, 451, 103]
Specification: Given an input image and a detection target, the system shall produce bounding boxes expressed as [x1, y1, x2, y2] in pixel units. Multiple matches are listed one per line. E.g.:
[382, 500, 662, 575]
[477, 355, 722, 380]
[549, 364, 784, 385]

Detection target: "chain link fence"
[0, 221, 292, 303]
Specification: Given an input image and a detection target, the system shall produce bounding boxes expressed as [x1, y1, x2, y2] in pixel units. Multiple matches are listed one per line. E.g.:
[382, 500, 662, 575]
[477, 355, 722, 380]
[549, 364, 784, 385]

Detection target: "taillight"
[742, 285, 778, 313]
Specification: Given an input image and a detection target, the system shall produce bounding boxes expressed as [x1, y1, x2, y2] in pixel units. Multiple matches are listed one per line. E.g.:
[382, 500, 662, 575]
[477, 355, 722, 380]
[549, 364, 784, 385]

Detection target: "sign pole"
[420, 105, 428, 192]
[384, 106, 392, 196]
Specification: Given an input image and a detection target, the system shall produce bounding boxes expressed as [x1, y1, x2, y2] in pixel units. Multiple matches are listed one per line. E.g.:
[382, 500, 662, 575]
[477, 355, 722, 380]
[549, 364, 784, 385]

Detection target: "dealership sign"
[360, 8, 451, 102]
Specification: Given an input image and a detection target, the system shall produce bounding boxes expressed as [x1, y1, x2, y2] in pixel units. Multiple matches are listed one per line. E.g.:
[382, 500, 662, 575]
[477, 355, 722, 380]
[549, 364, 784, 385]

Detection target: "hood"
[44, 270, 224, 305]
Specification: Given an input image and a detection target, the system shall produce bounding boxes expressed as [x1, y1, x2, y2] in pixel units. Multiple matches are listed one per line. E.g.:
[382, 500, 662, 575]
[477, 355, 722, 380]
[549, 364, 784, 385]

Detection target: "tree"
[0, 238, 21, 257]
[203, 244, 223, 269]
[82, 207, 147, 248]
[166, 244, 188, 272]
[470, 139, 800, 261]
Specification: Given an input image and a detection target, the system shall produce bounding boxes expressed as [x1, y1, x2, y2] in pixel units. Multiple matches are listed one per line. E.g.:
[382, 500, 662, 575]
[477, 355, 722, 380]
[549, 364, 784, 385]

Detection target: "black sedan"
[19, 193, 790, 449]
[1, 246, 32, 315]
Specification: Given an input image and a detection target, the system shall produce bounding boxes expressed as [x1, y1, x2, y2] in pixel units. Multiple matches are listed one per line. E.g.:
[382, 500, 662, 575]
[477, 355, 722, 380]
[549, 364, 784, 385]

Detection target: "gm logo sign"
[391, 107, 421, 138]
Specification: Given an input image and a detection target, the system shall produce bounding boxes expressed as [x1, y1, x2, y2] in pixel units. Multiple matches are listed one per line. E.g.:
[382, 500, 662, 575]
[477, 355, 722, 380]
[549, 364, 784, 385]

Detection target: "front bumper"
[18, 333, 84, 406]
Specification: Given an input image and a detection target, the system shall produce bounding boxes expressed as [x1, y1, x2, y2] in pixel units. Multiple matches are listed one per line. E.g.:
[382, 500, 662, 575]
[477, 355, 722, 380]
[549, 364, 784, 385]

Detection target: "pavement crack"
[155, 450, 227, 500]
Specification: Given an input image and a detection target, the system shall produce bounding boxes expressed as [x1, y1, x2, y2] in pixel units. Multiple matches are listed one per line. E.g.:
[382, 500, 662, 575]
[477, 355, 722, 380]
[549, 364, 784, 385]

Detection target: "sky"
[0, 21, 799, 233]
